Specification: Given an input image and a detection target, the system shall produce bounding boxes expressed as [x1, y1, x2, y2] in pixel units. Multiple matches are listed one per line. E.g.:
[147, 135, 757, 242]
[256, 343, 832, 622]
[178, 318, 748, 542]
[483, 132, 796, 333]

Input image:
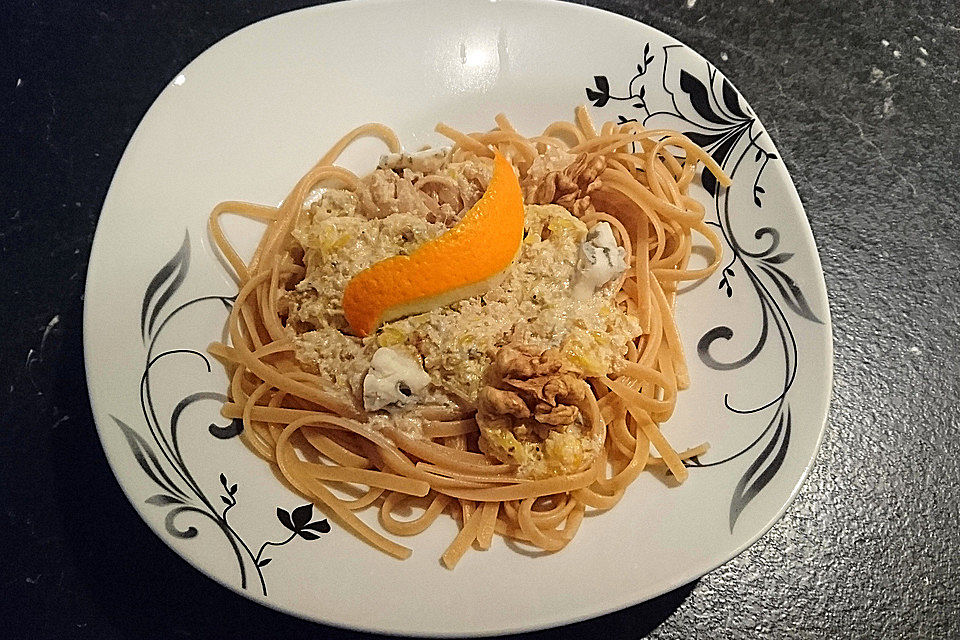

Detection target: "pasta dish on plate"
[208, 106, 728, 568]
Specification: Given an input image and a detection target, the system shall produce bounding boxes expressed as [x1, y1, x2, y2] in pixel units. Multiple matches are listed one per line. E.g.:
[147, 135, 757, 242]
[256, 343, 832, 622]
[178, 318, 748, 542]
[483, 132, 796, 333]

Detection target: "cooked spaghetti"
[208, 107, 729, 567]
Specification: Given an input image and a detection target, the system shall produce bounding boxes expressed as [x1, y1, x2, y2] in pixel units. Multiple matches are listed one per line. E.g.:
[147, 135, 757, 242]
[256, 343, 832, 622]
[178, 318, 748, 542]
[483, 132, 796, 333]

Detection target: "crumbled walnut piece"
[487, 344, 564, 381]
[530, 153, 607, 218]
[542, 373, 586, 406]
[534, 403, 580, 426]
[502, 372, 585, 407]
[478, 386, 531, 420]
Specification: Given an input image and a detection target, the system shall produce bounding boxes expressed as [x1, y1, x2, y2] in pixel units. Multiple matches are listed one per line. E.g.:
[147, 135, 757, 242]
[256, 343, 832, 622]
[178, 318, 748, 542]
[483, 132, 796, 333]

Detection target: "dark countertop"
[2, 0, 958, 638]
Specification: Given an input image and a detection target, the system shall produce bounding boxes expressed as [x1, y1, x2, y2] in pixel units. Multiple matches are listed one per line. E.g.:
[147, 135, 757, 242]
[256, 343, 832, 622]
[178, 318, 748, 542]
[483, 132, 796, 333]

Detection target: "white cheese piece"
[572, 222, 628, 299]
[378, 147, 451, 173]
[362, 347, 432, 412]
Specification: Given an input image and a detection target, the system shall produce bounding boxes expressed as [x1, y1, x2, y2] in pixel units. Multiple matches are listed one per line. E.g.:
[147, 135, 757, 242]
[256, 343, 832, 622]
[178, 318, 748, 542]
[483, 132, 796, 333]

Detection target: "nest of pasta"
[209, 106, 726, 567]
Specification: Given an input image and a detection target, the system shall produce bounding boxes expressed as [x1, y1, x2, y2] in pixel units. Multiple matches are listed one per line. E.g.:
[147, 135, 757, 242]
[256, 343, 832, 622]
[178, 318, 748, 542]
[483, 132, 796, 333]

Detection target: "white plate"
[84, 0, 832, 635]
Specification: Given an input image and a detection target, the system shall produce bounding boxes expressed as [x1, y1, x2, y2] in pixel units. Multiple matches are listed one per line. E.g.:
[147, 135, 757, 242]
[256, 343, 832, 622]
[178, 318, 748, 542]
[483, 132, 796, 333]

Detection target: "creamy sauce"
[284, 168, 640, 413]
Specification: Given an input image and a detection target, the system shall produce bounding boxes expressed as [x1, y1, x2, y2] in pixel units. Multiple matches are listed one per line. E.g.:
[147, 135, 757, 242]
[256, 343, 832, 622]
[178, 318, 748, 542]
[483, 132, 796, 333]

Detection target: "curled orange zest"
[343, 151, 524, 337]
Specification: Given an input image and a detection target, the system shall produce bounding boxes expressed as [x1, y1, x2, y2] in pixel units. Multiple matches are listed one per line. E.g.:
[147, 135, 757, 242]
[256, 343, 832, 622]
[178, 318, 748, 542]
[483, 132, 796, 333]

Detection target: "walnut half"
[530, 153, 607, 218]
[476, 345, 592, 475]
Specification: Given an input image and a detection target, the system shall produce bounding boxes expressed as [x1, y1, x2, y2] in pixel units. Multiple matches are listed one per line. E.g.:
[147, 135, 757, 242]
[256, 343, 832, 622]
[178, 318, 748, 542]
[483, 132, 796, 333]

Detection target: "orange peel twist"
[343, 151, 524, 337]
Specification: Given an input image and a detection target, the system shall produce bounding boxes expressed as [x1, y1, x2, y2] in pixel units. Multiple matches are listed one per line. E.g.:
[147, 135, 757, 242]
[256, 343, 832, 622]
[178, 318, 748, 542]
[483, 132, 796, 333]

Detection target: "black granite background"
[2, 0, 958, 638]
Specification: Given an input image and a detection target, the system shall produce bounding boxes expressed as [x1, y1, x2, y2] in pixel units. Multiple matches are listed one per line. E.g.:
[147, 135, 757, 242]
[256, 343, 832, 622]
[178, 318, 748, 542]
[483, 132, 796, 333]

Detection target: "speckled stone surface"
[2, 1, 958, 638]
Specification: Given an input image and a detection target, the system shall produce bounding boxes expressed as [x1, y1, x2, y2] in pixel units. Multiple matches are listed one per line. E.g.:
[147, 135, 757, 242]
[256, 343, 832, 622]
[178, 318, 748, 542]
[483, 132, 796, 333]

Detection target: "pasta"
[208, 106, 729, 567]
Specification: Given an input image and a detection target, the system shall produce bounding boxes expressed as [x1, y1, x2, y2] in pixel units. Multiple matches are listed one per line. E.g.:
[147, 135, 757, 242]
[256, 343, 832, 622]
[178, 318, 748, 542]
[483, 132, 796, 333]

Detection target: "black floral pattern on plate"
[113, 231, 330, 596]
